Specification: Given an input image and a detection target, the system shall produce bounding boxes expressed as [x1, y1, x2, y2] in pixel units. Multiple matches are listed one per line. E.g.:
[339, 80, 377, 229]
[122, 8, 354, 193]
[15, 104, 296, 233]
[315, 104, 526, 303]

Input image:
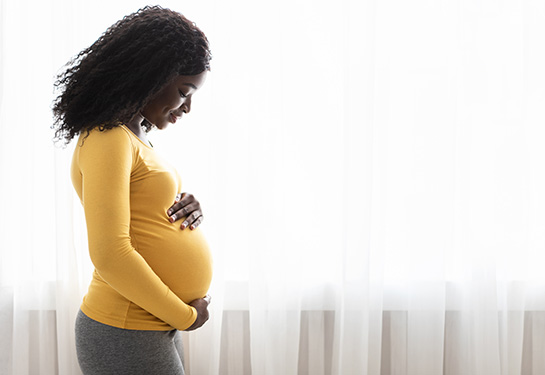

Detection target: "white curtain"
[2, 0, 545, 374]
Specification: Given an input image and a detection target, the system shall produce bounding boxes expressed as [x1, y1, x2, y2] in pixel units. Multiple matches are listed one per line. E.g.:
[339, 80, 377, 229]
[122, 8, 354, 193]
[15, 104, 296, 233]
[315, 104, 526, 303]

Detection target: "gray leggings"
[75, 310, 185, 375]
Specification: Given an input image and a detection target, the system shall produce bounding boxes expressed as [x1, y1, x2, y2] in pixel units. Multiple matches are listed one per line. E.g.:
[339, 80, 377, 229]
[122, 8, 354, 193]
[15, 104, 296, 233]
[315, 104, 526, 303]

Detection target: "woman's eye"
[179, 90, 187, 98]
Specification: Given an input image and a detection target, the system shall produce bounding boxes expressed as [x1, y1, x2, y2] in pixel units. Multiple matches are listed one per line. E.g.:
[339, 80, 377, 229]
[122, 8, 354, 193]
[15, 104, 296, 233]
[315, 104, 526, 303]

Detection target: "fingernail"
[169, 215, 176, 223]
[167, 209, 172, 215]
[181, 224, 186, 230]
[190, 225, 195, 230]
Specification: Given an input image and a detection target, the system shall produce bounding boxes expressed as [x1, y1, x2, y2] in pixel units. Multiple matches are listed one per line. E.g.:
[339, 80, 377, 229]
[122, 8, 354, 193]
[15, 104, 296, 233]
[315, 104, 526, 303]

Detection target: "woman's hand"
[184, 295, 211, 331]
[167, 193, 203, 230]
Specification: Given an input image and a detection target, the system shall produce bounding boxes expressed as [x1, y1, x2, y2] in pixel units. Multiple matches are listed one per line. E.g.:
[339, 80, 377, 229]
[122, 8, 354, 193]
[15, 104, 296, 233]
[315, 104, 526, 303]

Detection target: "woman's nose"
[173, 101, 190, 117]
[181, 97, 191, 114]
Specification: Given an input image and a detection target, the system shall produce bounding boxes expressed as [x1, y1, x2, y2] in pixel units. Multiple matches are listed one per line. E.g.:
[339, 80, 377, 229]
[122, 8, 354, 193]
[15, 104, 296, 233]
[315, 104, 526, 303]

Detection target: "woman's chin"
[156, 122, 170, 130]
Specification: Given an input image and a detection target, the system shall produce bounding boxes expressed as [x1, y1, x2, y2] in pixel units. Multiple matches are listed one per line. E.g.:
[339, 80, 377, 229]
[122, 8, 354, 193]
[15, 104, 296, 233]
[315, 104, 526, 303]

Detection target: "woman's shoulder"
[74, 125, 138, 169]
[76, 125, 134, 149]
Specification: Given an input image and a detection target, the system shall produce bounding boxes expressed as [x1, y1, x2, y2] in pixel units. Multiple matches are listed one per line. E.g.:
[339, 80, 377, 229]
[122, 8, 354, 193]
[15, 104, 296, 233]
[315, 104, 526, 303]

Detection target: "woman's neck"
[126, 113, 152, 147]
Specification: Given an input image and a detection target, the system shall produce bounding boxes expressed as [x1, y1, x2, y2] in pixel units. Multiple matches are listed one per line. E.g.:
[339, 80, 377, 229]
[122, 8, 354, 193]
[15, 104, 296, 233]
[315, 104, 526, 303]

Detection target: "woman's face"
[141, 70, 208, 130]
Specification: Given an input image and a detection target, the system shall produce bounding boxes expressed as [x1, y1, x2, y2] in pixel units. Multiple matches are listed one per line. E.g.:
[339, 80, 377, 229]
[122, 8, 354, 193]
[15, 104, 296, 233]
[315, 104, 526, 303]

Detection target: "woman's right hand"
[184, 295, 211, 331]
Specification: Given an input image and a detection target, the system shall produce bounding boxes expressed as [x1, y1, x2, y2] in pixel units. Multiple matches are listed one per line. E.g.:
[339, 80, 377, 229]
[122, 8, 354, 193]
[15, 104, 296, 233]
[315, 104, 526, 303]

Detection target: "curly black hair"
[52, 5, 211, 144]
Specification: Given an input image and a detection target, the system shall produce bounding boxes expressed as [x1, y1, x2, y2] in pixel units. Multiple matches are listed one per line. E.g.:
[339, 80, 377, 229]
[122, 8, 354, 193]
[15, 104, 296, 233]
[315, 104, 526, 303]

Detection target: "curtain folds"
[1, 0, 545, 374]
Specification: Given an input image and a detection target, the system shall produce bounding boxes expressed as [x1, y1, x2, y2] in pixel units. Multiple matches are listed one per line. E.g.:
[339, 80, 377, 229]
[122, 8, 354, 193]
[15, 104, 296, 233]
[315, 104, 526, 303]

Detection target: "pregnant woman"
[52, 6, 212, 375]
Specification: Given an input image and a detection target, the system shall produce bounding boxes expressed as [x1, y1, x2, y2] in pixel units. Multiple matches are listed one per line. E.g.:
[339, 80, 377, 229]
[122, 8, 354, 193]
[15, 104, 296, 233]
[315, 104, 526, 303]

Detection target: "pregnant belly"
[132, 225, 213, 303]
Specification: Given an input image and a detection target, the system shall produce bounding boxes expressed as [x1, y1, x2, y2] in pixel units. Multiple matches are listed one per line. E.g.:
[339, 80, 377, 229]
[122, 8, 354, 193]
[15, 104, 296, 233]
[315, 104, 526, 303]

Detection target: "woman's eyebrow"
[183, 83, 198, 90]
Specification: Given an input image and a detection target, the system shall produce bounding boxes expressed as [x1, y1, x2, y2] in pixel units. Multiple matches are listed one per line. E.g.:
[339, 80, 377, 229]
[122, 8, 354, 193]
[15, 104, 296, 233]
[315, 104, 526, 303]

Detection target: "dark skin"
[126, 71, 211, 331]
[168, 192, 204, 230]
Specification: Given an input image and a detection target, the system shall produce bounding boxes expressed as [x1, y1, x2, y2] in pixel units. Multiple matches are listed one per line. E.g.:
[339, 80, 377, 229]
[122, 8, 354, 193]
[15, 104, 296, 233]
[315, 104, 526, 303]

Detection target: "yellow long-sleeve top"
[71, 125, 212, 331]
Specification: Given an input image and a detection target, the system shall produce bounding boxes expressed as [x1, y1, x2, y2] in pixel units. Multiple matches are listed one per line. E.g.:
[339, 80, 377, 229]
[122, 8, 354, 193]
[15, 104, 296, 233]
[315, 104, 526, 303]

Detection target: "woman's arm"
[77, 128, 197, 330]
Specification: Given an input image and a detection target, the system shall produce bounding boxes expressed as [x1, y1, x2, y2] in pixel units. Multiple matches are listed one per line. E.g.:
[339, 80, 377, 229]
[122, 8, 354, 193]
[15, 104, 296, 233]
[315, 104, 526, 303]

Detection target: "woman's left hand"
[167, 193, 203, 230]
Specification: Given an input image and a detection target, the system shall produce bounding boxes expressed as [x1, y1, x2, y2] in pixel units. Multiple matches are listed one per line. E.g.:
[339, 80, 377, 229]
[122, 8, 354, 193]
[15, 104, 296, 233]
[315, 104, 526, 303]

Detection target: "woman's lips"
[169, 113, 180, 123]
